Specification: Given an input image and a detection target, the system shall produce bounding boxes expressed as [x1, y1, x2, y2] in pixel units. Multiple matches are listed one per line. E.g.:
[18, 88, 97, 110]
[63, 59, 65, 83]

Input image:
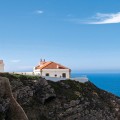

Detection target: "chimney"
[39, 59, 46, 66]
[57, 65, 59, 69]
[39, 59, 42, 65]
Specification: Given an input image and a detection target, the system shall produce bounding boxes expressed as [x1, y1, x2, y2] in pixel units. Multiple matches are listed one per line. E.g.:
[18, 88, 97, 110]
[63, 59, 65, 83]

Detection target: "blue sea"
[71, 73, 120, 97]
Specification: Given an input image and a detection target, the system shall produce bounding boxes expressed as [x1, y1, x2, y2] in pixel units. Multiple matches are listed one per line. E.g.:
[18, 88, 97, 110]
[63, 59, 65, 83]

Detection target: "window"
[62, 73, 66, 78]
[46, 73, 49, 76]
[55, 74, 57, 77]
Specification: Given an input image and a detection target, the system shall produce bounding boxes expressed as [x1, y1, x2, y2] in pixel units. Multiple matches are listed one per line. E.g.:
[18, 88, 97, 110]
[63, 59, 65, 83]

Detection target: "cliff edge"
[0, 73, 120, 120]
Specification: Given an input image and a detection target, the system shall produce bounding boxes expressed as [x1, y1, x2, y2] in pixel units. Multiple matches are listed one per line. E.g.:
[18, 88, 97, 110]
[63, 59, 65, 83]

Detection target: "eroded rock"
[0, 76, 28, 120]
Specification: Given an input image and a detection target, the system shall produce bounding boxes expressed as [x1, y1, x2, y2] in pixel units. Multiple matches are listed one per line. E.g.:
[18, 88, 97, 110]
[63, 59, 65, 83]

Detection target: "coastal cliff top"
[0, 73, 120, 120]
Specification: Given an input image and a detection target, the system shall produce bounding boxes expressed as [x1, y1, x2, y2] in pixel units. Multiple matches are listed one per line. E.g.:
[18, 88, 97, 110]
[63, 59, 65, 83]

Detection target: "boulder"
[0, 76, 28, 120]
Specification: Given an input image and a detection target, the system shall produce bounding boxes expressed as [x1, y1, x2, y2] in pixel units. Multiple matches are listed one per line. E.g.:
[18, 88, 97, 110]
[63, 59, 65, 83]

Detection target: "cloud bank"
[87, 12, 120, 24]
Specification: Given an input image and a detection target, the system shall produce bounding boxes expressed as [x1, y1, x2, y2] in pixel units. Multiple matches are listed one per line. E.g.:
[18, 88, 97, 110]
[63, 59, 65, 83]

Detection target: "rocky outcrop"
[0, 73, 120, 120]
[10, 77, 56, 105]
[33, 78, 56, 104]
[0, 76, 28, 120]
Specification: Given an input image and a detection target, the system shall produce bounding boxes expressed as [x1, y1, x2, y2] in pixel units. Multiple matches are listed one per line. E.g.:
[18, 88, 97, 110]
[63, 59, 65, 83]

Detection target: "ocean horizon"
[71, 72, 120, 97]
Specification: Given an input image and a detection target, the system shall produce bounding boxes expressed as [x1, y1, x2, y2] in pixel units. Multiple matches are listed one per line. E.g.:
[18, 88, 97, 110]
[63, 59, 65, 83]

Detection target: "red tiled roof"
[35, 62, 52, 69]
[35, 61, 70, 70]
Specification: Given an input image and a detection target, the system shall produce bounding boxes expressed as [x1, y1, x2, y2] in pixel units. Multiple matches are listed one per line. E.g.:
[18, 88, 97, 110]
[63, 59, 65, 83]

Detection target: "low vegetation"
[0, 73, 40, 81]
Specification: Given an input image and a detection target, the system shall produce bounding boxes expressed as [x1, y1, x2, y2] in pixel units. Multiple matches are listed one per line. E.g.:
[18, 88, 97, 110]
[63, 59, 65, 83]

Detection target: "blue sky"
[0, 0, 120, 72]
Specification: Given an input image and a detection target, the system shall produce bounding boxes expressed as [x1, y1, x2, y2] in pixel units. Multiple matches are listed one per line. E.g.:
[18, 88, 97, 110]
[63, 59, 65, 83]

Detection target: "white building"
[33, 60, 71, 78]
[0, 60, 4, 72]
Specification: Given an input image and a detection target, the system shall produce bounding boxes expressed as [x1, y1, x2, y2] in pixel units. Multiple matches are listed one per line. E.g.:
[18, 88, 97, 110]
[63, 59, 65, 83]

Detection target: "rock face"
[33, 78, 56, 104]
[0, 76, 28, 120]
[0, 73, 120, 120]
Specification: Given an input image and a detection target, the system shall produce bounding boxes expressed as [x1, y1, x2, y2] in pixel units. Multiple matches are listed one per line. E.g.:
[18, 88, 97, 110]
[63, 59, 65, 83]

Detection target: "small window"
[55, 74, 57, 77]
[46, 73, 49, 76]
[62, 73, 66, 78]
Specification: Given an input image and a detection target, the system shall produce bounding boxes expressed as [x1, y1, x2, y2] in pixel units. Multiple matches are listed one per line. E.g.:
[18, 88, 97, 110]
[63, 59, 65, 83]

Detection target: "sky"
[0, 0, 120, 72]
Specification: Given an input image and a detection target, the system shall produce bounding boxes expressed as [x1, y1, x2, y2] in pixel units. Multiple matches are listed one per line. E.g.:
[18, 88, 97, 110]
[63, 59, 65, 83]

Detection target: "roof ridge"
[54, 62, 69, 69]
[40, 61, 52, 69]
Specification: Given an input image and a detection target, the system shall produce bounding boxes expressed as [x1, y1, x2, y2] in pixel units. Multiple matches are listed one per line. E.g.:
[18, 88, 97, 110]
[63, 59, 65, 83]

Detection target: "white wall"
[33, 67, 71, 78]
[0, 64, 4, 72]
[41, 69, 70, 78]
[33, 67, 41, 75]
[10, 72, 35, 75]
[10, 70, 70, 78]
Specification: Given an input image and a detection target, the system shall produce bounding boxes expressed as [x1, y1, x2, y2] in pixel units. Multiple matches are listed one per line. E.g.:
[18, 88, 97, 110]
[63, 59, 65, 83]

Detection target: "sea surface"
[71, 73, 120, 97]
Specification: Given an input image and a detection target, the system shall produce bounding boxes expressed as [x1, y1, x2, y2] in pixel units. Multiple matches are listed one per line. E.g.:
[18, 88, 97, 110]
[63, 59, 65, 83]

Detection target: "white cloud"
[11, 59, 21, 63]
[87, 12, 120, 24]
[35, 10, 44, 14]
[69, 12, 120, 24]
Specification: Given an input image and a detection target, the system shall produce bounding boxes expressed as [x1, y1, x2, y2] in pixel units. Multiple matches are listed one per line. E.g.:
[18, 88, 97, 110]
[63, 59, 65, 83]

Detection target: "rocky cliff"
[0, 73, 120, 120]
